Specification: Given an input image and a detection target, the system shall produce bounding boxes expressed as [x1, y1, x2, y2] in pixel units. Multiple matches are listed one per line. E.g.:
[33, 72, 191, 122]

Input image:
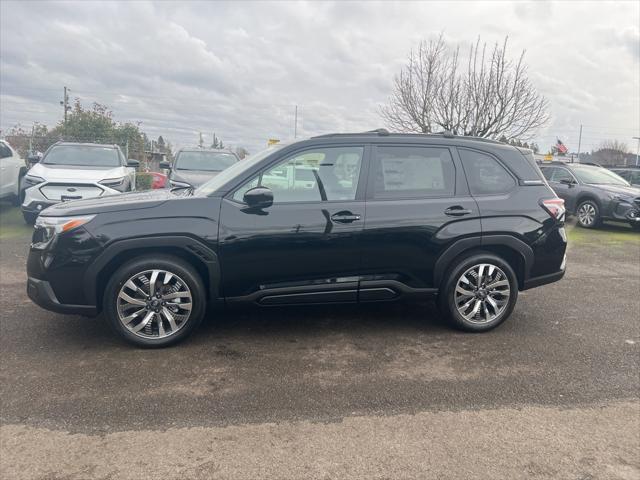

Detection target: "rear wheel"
[439, 253, 518, 332]
[104, 255, 206, 347]
[576, 200, 600, 229]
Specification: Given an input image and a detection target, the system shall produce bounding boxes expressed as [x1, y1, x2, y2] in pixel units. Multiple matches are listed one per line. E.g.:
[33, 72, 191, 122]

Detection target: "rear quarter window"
[459, 149, 516, 195]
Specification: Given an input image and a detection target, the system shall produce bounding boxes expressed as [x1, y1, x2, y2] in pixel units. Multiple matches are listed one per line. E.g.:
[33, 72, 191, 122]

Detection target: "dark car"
[27, 131, 567, 347]
[539, 161, 640, 230]
[161, 148, 239, 189]
[608, 166, 640, 188]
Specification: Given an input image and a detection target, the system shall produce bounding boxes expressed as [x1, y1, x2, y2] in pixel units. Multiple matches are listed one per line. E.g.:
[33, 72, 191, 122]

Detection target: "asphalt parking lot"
[1, 204, 639, 479]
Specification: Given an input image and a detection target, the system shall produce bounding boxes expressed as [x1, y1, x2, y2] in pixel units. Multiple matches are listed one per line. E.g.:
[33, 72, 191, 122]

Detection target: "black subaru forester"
[27, 131, 567, 347]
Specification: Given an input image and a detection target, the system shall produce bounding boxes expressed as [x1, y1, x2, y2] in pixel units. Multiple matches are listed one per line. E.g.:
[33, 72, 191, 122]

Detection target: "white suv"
[21, 142, 138, 224]
[0, 140, 26, 205]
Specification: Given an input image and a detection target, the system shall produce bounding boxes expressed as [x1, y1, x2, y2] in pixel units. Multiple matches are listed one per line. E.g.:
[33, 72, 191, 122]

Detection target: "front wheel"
[576, 200, 600, 229]
[103, 255, 206, 347]
[439, 253, 518, 332]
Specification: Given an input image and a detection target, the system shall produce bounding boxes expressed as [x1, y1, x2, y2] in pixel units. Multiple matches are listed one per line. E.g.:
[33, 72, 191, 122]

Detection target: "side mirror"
[159, 161, 171, 170]
[27, 154, 41, 164]
[127, 159, 140, 167]
[243, 186, 273, 210]
[559, 178, 575, 186]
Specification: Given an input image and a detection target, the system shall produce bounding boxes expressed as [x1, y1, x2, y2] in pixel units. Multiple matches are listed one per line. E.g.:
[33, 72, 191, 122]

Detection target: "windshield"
[572, 166, 630, 186]
[194, 145, 284, 197]
[43, 145, 121, 167]
[175, 151, 237, 171]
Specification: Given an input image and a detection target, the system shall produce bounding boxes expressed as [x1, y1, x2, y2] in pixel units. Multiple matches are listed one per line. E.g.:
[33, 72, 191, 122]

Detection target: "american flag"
[556, 139, 568, 154]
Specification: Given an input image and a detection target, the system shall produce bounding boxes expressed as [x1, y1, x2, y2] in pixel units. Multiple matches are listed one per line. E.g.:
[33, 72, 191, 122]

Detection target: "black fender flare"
[433, 235, 534, 288]
[83, 235, 221, 307]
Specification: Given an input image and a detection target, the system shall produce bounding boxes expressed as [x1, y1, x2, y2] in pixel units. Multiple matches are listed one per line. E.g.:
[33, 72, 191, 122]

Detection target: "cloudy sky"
[1, 0, 638, 153]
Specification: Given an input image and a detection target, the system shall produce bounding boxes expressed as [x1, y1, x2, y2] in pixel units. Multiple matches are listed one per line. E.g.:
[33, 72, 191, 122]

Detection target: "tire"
[438, 252, 518, 332]
[103, 255, 206, 347]
[22, 211, 37, 225]
[576, 200, 600, 229]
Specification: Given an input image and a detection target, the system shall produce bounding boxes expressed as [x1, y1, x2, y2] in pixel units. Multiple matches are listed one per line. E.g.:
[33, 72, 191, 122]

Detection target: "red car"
[149, 172, 167, 189]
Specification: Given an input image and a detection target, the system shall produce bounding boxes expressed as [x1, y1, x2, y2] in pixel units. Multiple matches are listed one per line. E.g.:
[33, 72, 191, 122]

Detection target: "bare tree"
[381, 36, 550, 141]
[592, 140, 630, 166]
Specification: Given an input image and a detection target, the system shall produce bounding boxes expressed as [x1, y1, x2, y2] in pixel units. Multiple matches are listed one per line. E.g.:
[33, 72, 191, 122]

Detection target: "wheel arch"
[574, 194, 602, 215]
[434, 235, 533, 290]
[85, 236, 221, 311]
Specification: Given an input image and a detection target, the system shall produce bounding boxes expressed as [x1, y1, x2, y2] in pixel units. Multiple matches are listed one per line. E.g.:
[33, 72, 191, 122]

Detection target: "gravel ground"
[1, 208, 639, 479]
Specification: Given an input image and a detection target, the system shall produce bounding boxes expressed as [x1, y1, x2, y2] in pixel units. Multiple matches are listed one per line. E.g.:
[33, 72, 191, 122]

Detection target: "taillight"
[541, 198, 565, 220]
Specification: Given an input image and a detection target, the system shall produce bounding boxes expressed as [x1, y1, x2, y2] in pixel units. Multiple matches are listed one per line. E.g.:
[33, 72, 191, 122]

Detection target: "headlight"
[99, 177, 127, 191]
[170, 179, 191, 188]
[23, 175, 45, 187]
[611, 194, 633, 203]
[35, 215, 95, 239]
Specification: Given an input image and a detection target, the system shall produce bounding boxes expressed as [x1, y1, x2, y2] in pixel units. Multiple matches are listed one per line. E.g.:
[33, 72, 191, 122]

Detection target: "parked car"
[27, 131, 568, 347]
[161, 148, 239, 189]
[0, 139, 26, 205]
[539, 161, 640, 230]
[608, 166, 640, 187]
[21, 142, 139, 224]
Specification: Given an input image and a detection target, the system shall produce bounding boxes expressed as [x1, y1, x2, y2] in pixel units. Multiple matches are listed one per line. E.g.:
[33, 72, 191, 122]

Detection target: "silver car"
[21, 142, 138, 224]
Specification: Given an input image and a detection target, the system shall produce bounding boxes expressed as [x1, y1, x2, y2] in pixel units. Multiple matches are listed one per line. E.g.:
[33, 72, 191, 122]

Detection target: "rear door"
[545, 166, 579, 212]
[360, 144, 480, 297]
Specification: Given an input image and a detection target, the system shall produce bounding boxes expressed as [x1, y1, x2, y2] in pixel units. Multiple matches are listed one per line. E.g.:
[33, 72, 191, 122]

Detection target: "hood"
[590, 183, 640, 198]
[29, 163, 127, 182]
[41, 190, 175, 217]
[170, 169, 220, 188]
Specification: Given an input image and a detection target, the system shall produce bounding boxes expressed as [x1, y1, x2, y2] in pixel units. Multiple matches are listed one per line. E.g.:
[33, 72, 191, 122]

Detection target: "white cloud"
[1, 0, 638, 153]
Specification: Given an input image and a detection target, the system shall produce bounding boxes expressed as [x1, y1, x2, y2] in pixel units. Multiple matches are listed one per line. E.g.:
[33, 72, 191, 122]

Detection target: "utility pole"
[633, 136, 640, 167]
[294, 105, 298, 139]
[60, 86, 70, 124]
[576, 124, 583, 163]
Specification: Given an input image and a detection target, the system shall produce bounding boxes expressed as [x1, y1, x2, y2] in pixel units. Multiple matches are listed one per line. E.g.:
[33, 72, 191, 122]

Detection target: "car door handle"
[331, 211, 361, 223]
[444, 206, 472, 217]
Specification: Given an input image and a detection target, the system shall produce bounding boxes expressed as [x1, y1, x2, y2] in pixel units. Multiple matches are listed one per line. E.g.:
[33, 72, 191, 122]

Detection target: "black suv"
[27, 131, 567, 347]
[539, 161, 640, 230]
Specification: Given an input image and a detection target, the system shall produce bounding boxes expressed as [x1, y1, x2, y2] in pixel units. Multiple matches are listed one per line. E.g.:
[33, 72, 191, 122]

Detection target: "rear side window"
[540, 167, 554, 181]
[551, 168, 574, 183]
[459, 149, 515, 195]
[371, 146, 455, 199]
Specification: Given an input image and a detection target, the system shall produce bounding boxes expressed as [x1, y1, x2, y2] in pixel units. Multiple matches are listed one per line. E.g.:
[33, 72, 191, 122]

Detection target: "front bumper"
[21, 182, 122, 213]
[27, 277, 97, 316]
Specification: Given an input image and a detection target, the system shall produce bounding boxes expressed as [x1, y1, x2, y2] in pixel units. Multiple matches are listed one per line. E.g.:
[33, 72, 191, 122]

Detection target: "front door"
[219, 145, 368, 304]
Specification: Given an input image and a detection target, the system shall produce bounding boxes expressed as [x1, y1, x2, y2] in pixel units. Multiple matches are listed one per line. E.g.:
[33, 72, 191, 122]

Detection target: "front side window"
[43, 146, 120, 167]
[0, 142, 12, 159]
[459, 149, 515, 195]
[371, 146, 455, 199]
[233, 146, 363, 203]
[571, 166, 629, 186]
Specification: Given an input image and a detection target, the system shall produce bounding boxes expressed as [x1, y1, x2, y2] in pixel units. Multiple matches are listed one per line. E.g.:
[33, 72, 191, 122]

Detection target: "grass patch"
[0, 203, 33, 239]
[566, 220, 640, 246]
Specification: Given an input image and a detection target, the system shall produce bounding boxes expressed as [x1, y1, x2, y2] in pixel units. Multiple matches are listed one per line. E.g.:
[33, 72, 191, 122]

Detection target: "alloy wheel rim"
[578, 204, 596, 226]
[454, 263, 511, 324]
[116, 269, 192, 339]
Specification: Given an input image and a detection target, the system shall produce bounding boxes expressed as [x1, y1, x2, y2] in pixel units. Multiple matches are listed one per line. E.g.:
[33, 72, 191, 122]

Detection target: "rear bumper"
[522, 254, 566, 290]
[27, 277, 98, 316]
